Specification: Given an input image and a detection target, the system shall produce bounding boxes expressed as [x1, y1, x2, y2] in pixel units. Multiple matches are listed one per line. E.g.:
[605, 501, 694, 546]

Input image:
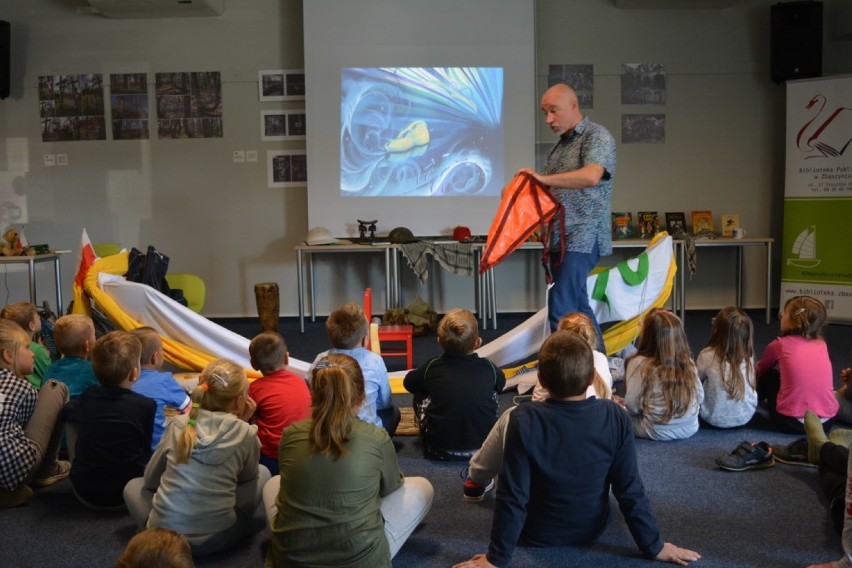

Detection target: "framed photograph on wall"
[268, 150, 307, 188]
[261, 109, 306, 141]
[258, 69, 305, 101]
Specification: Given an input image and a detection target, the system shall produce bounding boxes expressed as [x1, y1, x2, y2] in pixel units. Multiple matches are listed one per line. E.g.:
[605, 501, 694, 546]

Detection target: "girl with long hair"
[264, 353, 433, 567]
[623, 310, 704, 440]
[697, 307, 757, 428]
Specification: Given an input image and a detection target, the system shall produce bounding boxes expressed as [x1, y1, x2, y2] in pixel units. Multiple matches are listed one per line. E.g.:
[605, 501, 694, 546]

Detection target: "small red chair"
[364, 288, 414, 369]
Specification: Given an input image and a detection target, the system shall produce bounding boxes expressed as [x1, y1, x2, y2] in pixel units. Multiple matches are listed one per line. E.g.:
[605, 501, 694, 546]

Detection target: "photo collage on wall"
[110, 73, 149, 140]
[39, 74, 107, 142]
[259, 69, 307, 188]
[620, 63, 666, 144]
[156, 71, 223, 139]
[38, 70, 223, 141]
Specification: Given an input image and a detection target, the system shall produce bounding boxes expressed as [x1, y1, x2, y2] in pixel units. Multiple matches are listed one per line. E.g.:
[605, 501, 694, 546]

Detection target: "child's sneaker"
[771, 438, 815, 467]
[32, 460, 71, 487]
[716, 441, 775, 472]
[461, 467, 494, 503]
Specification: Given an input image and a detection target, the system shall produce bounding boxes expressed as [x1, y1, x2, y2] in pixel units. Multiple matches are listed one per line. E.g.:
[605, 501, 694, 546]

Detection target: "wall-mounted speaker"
[771, 1, 823, 84]
[0, 21, 9, 99]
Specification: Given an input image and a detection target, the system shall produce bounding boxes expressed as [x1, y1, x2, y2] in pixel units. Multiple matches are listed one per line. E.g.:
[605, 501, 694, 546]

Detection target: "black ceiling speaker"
[771, 1, 823, 84]
[0, 21, 9, 99]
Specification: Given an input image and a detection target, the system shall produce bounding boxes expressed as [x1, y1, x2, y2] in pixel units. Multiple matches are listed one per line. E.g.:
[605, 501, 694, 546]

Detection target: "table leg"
[766, 241, 772, 325]
[678, 241, 686, 322]
[27, 259, 36, 304]
[488, 267, 497, 330]
[384, 248, 391, 313]
[309, 253, 316, 323]
[736, 246, 744, 307]
[53, 256, 63, 315]
[297, 249, 305, 333]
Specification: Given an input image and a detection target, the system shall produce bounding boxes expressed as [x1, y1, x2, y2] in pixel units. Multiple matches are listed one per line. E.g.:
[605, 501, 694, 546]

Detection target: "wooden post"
[254, 282, 280, 333]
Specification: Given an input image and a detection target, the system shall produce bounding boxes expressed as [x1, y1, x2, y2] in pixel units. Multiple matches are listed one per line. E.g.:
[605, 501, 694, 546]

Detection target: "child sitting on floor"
[453, 331, 700, 568]
[462, 312, 609, 501]
[0, 319, 70, 508]
[62, 331, 156, 509]
[756, 295, 837, 434]
[1, 301, 53, 390]
[123, 358, 270, 556]
[43, 313, 98, 399]
[404, 308, 505, 461]
[697, 306, 757, 428]
[248, 331, 311, 475]
[129, 327, 192, 450]
[623, 309, 704, 441]
[532, 312, 612, 401]
[310, 303, 399, 436]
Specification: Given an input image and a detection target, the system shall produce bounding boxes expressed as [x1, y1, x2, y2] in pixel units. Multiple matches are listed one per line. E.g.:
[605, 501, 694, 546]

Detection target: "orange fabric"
[479, 172, 562, 274]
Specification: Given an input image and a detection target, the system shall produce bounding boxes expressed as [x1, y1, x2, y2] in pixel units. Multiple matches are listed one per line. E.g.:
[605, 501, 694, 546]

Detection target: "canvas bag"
[479, 172, 564, 281]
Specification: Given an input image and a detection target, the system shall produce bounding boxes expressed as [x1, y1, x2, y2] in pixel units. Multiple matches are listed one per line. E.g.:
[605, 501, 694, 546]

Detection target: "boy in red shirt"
[248, 332, 311, 475]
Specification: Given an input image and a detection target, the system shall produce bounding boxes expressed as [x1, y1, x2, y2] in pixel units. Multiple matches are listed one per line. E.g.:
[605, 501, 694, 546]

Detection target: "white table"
[294, 243, 398, 333]
[0, 253, 64, 314]
[682, 237, 774, 324]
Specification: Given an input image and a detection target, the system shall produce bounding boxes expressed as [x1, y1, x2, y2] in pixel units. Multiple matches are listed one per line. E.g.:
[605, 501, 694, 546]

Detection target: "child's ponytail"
[309, 354, 365, 460]
[176, 358, 247, 464]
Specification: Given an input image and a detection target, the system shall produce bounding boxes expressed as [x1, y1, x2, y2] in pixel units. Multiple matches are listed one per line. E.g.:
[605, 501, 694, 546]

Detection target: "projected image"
[341, 67, 503, 197]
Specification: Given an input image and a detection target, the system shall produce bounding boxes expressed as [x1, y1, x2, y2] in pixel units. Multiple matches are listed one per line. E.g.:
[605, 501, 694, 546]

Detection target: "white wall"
[1, 0, 850, 318]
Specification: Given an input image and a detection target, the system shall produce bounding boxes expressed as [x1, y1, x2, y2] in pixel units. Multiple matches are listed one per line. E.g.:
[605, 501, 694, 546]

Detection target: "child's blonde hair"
[54, 314, 95, 358]
[115, 527, 195, 568]
[0, 319, 33, 375]
[178, 359, 247, 464]
[309, 353, 365, 460]
[0, 301, 38, 337]
[782, 295, 827, 340]
[325, 304, 368, 349]
[249, 331, 288, 374]
[437, 308, 479, 356]
[557, 312, 611, 399]
[629, 310, 698, 423]
[129, 327, 162, 366]
[92, 331, 142, 388]
[704, 307, 755, 401]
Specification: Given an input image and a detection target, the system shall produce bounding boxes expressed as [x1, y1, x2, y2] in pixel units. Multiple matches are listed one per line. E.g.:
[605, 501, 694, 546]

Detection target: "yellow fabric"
[74, 252, 261, 379]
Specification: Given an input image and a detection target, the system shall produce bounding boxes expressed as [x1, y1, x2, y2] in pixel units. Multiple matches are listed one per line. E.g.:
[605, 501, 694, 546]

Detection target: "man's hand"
[806, 563, 835, 568]
[656, 542, 701, 565]
[452, 553, 497, 568]
[515, 167, 545, 184]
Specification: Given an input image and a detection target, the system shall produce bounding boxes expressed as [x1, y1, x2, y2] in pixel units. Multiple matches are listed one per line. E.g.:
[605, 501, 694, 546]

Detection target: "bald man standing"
[518, 83, 616, 348]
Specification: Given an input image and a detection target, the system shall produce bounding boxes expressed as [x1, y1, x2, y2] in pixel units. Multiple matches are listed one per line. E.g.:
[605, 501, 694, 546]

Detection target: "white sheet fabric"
[99, 274, 311, 378]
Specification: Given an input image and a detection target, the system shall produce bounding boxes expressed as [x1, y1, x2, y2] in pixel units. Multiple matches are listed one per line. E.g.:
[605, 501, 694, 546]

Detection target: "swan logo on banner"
[795, 93, 852, 159]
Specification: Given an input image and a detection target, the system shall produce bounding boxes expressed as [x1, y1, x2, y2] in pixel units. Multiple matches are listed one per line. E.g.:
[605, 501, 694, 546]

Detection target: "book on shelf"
[720, 213, 740, 237]
[690, 210, 714, 235]
[665, 212, 686, 235]
[611, 212, 634, 239]
[637, 211, 659, 238]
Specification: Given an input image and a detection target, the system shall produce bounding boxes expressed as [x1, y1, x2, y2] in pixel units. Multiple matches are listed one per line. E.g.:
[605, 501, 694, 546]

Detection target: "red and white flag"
[74, 228, 97, 288]
[16, 228, 28, 250]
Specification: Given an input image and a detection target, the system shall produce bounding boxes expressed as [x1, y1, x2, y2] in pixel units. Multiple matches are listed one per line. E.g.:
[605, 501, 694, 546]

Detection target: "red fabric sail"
[479, 173, 563, 277]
